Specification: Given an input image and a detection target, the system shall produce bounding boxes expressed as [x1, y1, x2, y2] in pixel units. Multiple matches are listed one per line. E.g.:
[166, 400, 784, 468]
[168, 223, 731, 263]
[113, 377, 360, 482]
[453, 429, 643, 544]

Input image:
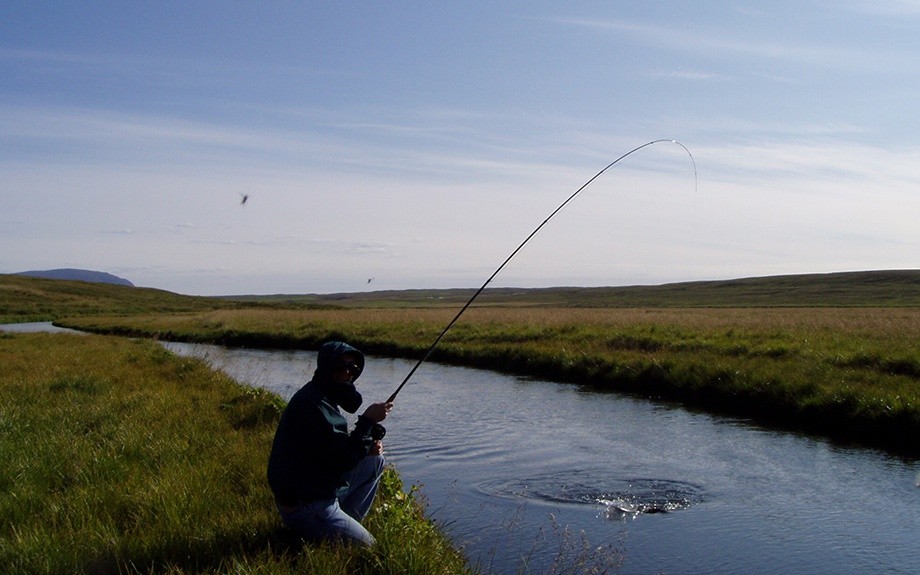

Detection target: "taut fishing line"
[385, 139, 697, 403]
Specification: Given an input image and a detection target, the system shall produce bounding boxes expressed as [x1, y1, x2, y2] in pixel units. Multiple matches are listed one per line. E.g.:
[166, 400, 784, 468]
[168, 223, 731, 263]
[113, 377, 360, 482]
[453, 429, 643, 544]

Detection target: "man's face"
[331, 353, 360, 384]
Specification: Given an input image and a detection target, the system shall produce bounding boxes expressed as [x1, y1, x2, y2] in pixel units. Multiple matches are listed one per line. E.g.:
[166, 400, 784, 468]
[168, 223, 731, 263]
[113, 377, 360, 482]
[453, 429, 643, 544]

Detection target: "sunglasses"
[334, 361, 360, 373]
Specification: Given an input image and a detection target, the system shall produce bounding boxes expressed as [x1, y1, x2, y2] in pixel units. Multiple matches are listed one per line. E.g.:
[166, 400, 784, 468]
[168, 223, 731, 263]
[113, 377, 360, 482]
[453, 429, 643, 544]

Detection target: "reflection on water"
[156, 340, 920, 575]
[0, 321, 84, 334]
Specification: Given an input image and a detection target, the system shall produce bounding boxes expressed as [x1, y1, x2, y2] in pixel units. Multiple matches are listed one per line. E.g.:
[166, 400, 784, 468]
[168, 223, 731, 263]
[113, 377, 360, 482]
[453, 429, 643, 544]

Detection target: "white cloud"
[838, 0, 920, 16]
[549, 16, 858, 68]
[651, 70, 722, 81]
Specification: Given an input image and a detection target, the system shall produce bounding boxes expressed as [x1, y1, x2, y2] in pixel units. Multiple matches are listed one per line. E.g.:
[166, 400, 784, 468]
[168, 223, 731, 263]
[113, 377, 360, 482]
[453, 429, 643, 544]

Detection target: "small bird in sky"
[367, 277, 374, 284]
[240, 193, 249, 205]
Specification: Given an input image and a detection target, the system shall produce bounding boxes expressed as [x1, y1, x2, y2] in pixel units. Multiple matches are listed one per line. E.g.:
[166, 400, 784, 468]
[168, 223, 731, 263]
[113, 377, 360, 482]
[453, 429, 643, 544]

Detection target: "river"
[5, 324, 919, 574]
[156, 340, 920, 575]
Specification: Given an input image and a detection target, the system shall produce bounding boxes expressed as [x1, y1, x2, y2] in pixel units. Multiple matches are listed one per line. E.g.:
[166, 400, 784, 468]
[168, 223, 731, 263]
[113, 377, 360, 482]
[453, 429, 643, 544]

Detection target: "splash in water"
[479, 474, 705, 521]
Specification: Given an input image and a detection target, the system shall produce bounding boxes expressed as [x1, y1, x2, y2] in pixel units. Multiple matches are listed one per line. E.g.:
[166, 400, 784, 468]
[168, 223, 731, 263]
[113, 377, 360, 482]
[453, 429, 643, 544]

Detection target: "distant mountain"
[15, 268, 134, 287]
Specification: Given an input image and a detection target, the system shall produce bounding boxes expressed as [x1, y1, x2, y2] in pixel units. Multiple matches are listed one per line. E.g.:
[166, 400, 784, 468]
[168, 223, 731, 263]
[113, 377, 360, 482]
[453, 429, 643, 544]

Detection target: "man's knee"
[370, 454, 385, 475]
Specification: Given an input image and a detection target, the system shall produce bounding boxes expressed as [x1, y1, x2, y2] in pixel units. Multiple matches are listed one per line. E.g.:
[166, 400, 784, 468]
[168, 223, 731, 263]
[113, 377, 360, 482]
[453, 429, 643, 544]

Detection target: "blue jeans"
[278, 454, 385, 546]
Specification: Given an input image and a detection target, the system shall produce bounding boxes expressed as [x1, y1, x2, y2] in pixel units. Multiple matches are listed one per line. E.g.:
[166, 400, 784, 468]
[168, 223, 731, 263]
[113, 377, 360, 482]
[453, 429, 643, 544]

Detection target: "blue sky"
[2, 1, 919, 295]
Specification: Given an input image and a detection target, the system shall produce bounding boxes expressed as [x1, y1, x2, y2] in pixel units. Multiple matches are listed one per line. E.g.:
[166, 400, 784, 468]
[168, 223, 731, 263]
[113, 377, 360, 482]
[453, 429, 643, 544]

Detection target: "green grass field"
[0, 332, 471, 575]
[7, 270, 920, 322]
[2, 271, 920, 572]
[230, 269, 920, 308]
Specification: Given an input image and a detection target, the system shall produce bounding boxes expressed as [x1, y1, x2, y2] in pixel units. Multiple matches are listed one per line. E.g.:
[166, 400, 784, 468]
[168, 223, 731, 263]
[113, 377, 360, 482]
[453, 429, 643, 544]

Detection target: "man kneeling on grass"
[267, 341, 393, 546]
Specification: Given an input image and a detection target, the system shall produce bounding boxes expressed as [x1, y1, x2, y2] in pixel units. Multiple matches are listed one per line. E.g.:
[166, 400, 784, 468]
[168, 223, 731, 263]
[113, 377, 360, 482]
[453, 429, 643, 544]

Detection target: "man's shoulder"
[289, 383, 344, 422]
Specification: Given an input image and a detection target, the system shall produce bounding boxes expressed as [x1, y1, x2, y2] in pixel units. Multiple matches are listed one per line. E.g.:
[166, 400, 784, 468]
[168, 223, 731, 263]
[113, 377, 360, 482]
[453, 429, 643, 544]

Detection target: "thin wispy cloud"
[840, 0, 920, 16]
[0, 105, 305, 152]
[551, 16, 875, 69]
[650, 69, 722, 81]
[0, 47, 130, 66]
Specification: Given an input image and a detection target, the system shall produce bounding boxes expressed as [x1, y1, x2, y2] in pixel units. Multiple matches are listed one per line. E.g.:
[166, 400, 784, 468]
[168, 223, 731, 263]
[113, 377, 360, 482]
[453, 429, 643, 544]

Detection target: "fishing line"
[385, 139, 697, 403]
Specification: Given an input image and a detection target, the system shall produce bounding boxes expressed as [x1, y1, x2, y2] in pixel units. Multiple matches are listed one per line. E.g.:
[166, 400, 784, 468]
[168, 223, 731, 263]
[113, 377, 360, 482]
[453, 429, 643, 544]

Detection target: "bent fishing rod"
[385, 139, 697, 404]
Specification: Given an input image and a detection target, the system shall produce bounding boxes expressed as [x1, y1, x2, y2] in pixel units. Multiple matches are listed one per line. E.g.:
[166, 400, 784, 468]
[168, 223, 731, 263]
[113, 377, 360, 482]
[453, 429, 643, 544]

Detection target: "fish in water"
[601, 498, 674, 519]
[603, 499, 639, 517]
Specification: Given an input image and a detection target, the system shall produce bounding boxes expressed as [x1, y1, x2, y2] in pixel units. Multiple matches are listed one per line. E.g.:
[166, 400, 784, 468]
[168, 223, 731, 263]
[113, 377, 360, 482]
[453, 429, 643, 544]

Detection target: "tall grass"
[0, 332, 472, 575]
[61, 306, 920, 454]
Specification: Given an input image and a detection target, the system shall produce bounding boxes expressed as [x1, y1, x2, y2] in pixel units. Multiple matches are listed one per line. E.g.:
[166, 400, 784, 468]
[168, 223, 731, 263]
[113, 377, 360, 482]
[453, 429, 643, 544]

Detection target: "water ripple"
[477, 473, 706, 518]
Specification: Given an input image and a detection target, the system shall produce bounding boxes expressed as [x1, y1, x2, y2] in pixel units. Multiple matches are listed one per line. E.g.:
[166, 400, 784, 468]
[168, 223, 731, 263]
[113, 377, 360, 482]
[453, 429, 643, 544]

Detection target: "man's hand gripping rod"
[385, 139, 696, 404]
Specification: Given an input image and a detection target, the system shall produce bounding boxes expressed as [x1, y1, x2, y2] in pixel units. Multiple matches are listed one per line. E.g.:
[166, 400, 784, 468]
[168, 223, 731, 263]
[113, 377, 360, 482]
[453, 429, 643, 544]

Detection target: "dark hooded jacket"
[267, 341, 377, 505]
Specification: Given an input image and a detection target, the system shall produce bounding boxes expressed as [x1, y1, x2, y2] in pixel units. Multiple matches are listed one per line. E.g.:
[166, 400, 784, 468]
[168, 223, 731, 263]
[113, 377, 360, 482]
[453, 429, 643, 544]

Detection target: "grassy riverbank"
[4, 271, 920, 455]
[62, 306, 920, 455]
[0, 332, 471, 575]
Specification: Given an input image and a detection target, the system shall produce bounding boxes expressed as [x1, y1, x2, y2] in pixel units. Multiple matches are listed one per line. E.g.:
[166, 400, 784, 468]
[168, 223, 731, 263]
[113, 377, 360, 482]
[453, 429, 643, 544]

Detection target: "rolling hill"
[230, 269, 920, 308]
[4, 269, 920, 324]
[15, 268, 134, 286]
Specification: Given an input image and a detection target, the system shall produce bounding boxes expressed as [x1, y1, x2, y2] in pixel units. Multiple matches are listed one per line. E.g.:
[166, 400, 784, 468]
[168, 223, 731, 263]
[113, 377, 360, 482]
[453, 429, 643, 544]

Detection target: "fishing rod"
[385, 139, 697, 404]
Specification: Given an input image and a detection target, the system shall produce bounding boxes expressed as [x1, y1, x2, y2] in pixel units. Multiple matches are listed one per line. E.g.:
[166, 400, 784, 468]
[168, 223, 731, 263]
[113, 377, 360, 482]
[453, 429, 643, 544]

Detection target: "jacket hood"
[313, 341, 365, 382]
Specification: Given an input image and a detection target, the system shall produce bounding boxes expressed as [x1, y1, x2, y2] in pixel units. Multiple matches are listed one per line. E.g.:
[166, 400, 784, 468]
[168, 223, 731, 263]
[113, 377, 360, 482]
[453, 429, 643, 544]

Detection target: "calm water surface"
[155, 340, 920, 575]
[0, 321, 85, 334]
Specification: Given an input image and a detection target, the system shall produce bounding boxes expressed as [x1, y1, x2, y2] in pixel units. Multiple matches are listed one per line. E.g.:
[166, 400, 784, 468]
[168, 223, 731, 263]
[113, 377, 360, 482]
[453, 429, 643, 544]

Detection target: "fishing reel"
[370, 423, 386, 441]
